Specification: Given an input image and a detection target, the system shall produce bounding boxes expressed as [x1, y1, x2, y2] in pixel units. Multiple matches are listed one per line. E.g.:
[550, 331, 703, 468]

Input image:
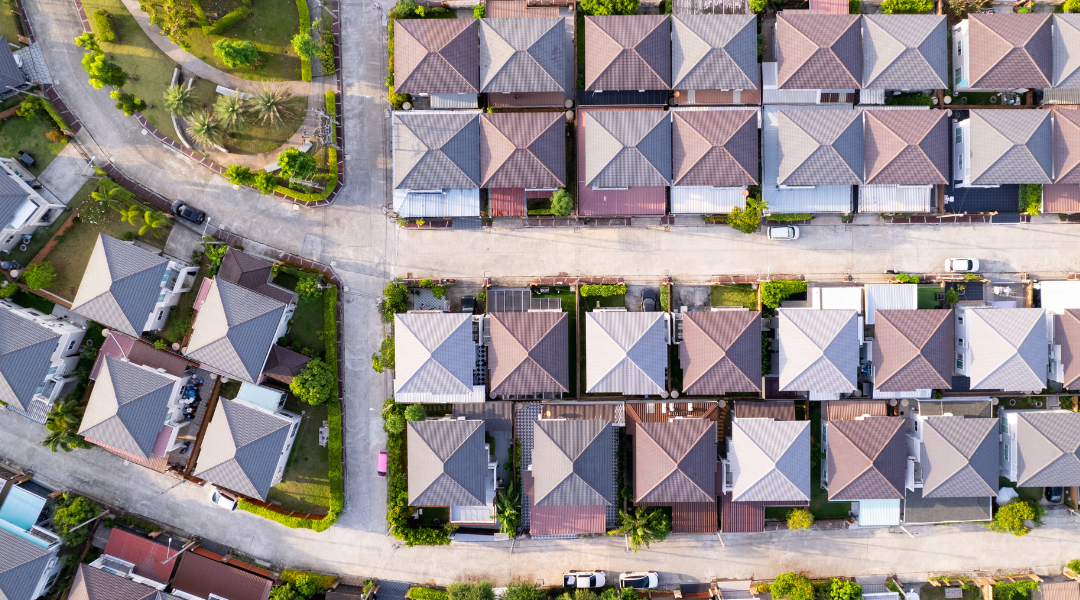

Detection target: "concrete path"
[36, 142, 92, 203]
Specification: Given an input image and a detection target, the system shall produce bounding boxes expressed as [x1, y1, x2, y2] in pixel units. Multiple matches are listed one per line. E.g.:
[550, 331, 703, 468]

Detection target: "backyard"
[266, 395, 331, 515]
[919, 586, 981, 600]
[159, 255, 210, 344]
[0, 1, 22, 42]
[180, 0, 302, 82]
[917, 285, 941, 309]
[533, 286, 577, 396]
[711, 284, 758, 310]
[275, 268, 326, 358]
[2, 179, 97, 266]
[0, 107, 70, 177]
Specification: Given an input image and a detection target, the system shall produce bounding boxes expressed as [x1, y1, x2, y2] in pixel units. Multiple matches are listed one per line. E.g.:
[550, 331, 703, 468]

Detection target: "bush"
[761, 280, 806, 309]
[320, 31, 336, 75]
[295, 271, 321, 300]
[295, 0, 312, 81]
[208, 6, 251, 35]
[550, 188, 574, 216]
[581, 0, 639, 14]
[1068, 0, 1080, 12]
[769, 213, 813, 222]
[993, 582, 1038, 600]
[372, 337, 394, 373]
[787, 508, 813, 530]
[277, 148, 318, 183]
[449, 582, 495, 600]
[945, 288, 960, 306]
[225, 164, 255, 187]
[410, 589, 449, 600]
[895, 273, 920, 283]
[473, 4, 485, 16]
[0, 282, 17, 299]
[109, 91, 147, 116]
[880, 0, 931, 12]
[153, 339, 168, 350]
[213, 38, 260, 68]
[505, 584, 547, 600]
[190, 0, 211, 31]
[395, 0, 417, 16]
[290, 358, 336, 405]
[280, 571, 336, 594]
[729, 197, 766, 234]
[1068, 559, 1080, 573]
[830, 580, 862, 600]
[23, 262, 57, 290]
[849, 0, 860, 11]
[379, 279, 410, 322]
[253, 171, 277, 195]
[1061, 397, 1076, 411]
[52, 494, 100, 546]
[1019, 184, 1042, 215]
[988, 499, 1043, 536]
[92, 9, 116, 42]
[580, 283, 626, 297]
[769, 574, 814, 600]
[404, 404, 426, 421]
[749, 0, 766, 11]
[891, 93, 935, 106]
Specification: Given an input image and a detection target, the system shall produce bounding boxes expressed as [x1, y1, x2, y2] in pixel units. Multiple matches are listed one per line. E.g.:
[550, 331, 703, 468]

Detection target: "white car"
[564, 571, 606, 589]
[767, 226, 800, 240]
[210, 487, 238, 510]
[620, 572, 659, 590]
[945, 258, 980, 273]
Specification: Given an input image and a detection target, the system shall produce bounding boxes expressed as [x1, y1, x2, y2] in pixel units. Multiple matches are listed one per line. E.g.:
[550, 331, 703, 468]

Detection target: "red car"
[378, 450, 388, 478]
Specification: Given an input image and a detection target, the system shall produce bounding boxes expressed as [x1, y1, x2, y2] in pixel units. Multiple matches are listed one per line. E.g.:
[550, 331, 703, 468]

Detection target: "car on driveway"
[641, 289, 658, 312]
[619, 573, 658, 590]
[1046, 487, 1064, 504]
[564, 572, 605, 589]
[171, 201, 206, 225]
[767, 226, 800, 240]
[945, 258, 979, 273]
[210, 487, 237, 510]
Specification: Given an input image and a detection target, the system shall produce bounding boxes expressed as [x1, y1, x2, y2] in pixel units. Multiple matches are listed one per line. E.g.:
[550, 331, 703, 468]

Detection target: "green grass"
[221, 97, 307, 155]
[160, 257, 209, 343]
[810, 402, 851, 520]
[266, 395, 331, 515]
[575, 11, 585, 90]
[997, 477, 1043, 506]
[534, 287, 577, 396]
[0, 114, 69, 177]
[182, 0, 302, 81]
[2, 179, 96, 265]
[711, 284, 758, 310]
[218, 379, 241, 399]
[918, 285, 941, 309]
[418, 506, 449, 528]
[10, 289, 56, 314]
[584, 294, 625, 310]
[0, 0, 22, 44]
[281, 294, 325, 358]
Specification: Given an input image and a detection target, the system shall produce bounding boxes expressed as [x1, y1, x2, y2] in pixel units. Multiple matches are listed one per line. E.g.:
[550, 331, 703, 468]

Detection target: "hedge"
[296, 0, 312, 81]
[190, 0, 212, 33]
[274, 91, 338, 202]
[1019, 184, 1042, 215]
[208, 6, 251, 35]
[41, 98, 71, 132]
[281, 570, 337, 591]
[768, 213, 813, 221]
[409, 588, 449, 600]
[761, 280, 806, 309]
[580, 283, 626, 297]
[92, 9, 116, 42]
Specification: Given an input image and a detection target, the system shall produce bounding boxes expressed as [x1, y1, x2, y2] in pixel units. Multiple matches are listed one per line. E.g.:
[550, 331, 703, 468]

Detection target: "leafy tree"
[609, 506, 671, 552]
[203, 243, 228, 264]
[394, 0, 417, 17]
[581, 0, 639, 15]
[728, 196, 766, 234]
[214, 93, 247, 132]
[761, 280, 807, 309]
[213, 38, 260, 68]
[384, 409, 406, 434]
[495, 478, 521, 535]
[253, 171, 277, 195]
[51, 494, 100, 546]
[270, 573, 325, 600]
[473, 4, 485, 17]
[0, 282, 17, 298]
[186, 110, 223, 148]
[143, 0, 192, 48]
[225, 164, 255, 186]
[372, 337, 395, 373]
[290, 358, 336, 405]
[110, 91, 147, 116]
[550, 188, 573, 216]
[75, 31, 102, 54]
[22, 262, 57, 290]
[248, 85, 295, 125]
[988, 499, 1042, 536]
[42, 428, 92, 453]
[82, 52, 128, 89]
[448, 582, 495, 600]
[379, 279, 410, 322]
[163, 84, 194, 116]
[1019, 184, 1042, 215]
[295, 271, 321, 300]
[46, 398, 85, 433]
[880, 0, 931, 11]
[505, 583, 545, 600]
[16, 96, 46, 120]
[945, 287, 960, 306]
[993, 582, 1038, 600]
[787, 508, 814, 530]
[830, 580, 862, 600]
[749, 0, 766, 11]
[770, 574, 814, 600]
[139, 211, 170, 239]
[404, 403, 426, 421]
[277, 149, 318, 182]
[1068, 0, 1080, 11]
[291, 31, 319, 60]
[115, 202, 142, 227]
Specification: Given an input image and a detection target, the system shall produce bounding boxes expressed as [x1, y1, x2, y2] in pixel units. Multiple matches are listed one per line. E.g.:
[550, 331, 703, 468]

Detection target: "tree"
[830, 580, 862, 600]
[115, 202, 142, 227]
[1068, 0, 1080, 11]
[51, 494, 100, 546]
[277, 148, 318, 182]
[404, 403, 426, 421]
[203, 243, 228, 264]
[46, 398, 85, 432]
[214, 93, 247, 133]
[609, 506, 671, 552]
[290, 358, 336, 405]
[728, 196, 766, 234]
[394, 0, 417, 17]
[225, 164, 255, 186]
[75, 31, 102, 54]
[495, 478, 520, 535]
[385, 409, 406, 434]
[16, 95, 46, 120]
[880, 0, 932, 12]
[139, 211, 170, 238]
[749, 0, 766, 11]
[82, 52, 128, 89]
[22, 262, 57, 290]
[0, 282, 17, 299]
[473, 4, 485, 17]
[769, 574, 814, 600]
[295, 271, 321, 299]
[291, 31, 319, 60]
[186, 110, 222, 148]
[213, 38, 260, 68]
[581, 0, 639, 14]
[163, 84, 194, 116]
[550, 188, 573, 216]
[253, 171, 277, 195]
[945, 287, 960, 306]
[988, 499, 1042, 536]
[270, 574, 325, 600]
[248, 85, 295, 125]
[504, 583, 545, 600]
[42, 428, 92, 453]
[787, 508, 814, 530]
[448, 582, 495, 600]
[372, 336, 395, 373]
[761, 280, 807, 309]
[143, 0, 192, 48]
[379, 279, 410, 322]
[110, 91, 147, 116]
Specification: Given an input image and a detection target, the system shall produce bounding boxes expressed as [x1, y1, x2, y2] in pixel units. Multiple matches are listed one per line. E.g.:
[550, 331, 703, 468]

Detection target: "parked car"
[945, 258, 979, 273]
[378, 450, 388, 478]
[461, 296, 476, 314]
[564, 572, 606, 589]
[619, 573, 659, 590]
[1046, 487, 1064, 504]
[641, 289, 658, 312]
[209, 487, 238, 510]
[767, 226, 800, 240]
[171, 201, 206, 225]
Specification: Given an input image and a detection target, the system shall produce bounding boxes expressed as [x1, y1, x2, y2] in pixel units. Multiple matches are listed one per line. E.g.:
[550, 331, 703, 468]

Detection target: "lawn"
[533, 287, 577, 396]
[181, 0, 302, 82]
[2, 179, 96, 265]
[0, 112, 69, 177]
[997, 477, 1043, 506]
[809, 402, 851, 520]
[0, 1, 22, 44]
[274, 268, 325, 357]
[917, 285, 941, 309]
[711, 284, 758, 310]
[266, 395, 331, 515]
[221, 97, 307, 155]
[10, 288, 56, 314]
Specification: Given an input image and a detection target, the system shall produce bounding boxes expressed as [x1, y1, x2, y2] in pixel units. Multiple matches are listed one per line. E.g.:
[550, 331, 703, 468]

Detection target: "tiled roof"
[533, 419, 614, 506]
[679, 310, 761, 395]
[0, 308, 59, 413]
[827, 416, 906, 500]
[102, 528, 178, 586]
[185, 279, 285, 383]
[585, 311, 667, 396]
[394, 111, 481, 190]
[1012, 410, 1080, 487]
[69, 564, 179, 600]
[670, 14, 757, 91]
[0, 36, 24, 91]
[778, 309, 859, 393]
[968, 13, 1051, 90]
[479, 18, 566, 93]
[395, 312, 474, 397]
[585, 15, 671, 91]
[394, 18, 479, 94]
[216, 249, 294, 305]
[729, 417, 810, 503]
[969, 109, 1052, 185]
[921, 415, 998, 498]
[671, 109, 758, 187]
[1054, 108, 1080, 184]
[872, 309, 953, 391]
[775, 13, 861, 90]
[967, 307, 1047, 392]
[863, 110, 948, 186]
[634, 419, 716, 504]
[488, 311, 568, 396]
[778, 110, 863, 186]
[407, 419, 487, 506]
[861, 15, 946, 90]
[0, 527, 54, 600]
[262, 345, 311, 385]
[171, 552, 272, 600]
[1053, 14, 1080, 88]
[1056, 309, 1080, 389]
[479, 112, 565, 189]
[584, 109, 671, 188]
[192, 398, 292, 500]
[70, 234, 169, 337]
[78, 356, 174, 460]
[0, 174, 30, 231]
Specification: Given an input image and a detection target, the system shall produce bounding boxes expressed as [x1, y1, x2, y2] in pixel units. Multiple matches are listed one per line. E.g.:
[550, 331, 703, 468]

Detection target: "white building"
[0, 157, 66, 253]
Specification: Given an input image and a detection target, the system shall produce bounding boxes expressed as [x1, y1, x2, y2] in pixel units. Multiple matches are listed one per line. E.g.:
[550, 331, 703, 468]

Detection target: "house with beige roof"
[479, 17, 569, 99]
[777, 309, 860, 398]
[529, 419, 614, 535]
[585, 311, 669, 396]
[0, 297, 85, 423]
[952, 13, 1051, 92]
[392, 111, 482, 217]
[861, 15, 947, 91]
[407, 418, 496, 524]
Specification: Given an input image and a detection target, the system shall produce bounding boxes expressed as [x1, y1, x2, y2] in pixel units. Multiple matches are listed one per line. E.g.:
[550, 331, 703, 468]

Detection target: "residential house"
[407, 419, 495, 523]
[1051, 305, 1080, 389]
[185, 278, 293, 384]
[635, 418, 718, 533]
[0, 298, 85, 423]
[215, 248, 296, 306]
[1052, 14, 1080, 90]
[585, 311, 669, 396]
[903, 398, 995, 524]
[0, 36, 30, 100]
[479, 17, 569, 105]
[954, 307, 1047, 392]
[170, 552, 272, 600]
[487, 311, 569, 399]
[825, 415, 907, 526]
[529, 419, 614, 536]
[777, 309, 859, 398]
[861, 15, 947, 91]
[70, 234, 199, 336]
[669, 15, 759, 105]
[871, 309, 953, 398]
[0, 479, 62, 600]
[261, 345, 312, 386]
[89, 527, 180, 590]
[578, 107, 669, 216]
[69, 563, 180, 600]
[670, 108, 760, 215]
[481, 112, 566, 217]
[0, 157, 65, 253]
[1000, 409, 1080, 487]
[775, 13, 861, 91]
[762, 105, 854, 214]
[584, 15, 670, 92]
[678, 310, 762, 396]
[779, 109, 863, 187]
[392, 111, 482, 217]
[1045, 108, 1080, 214]
[952, 13, 1051, 92]
[860, 109, 948, 213]
[952, 110, 1052, 188]
[192, 386, 300, 501]
[395, 312, 484, 403]
[392, 18, 480, 106]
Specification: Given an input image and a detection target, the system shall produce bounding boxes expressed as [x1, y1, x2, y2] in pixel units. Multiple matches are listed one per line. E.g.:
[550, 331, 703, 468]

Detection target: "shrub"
[394, 0, 417, 17]
[761, 280, 806, 309]
[449, 582, 495, 600]
[92, 9, 116, 42]
[278, 148, 318, 182]
[253, 171, 277, 195]
[1068, 559, 1080, 573]
[208, 6, 251, 35]
[404, 404, 426, 421]
[749, 0, 766, 11]
[550, 188, 574, 216]
[787, 508, 813, 530]
[849, 0, 860, 12]
[729, 197, 766, 234]
[213, 38, 260, 68]
[46, 130, 65, 143]
[580, 283, 626, 297]
[110, 91, 147, 116]
[295, 0, 312, 80]
[0, 283, 16, 299]
[1019, 184, 1042, 215]
[881, 0, 931, 12]
[409, 589, 449, 600]
[153, 339, 168, 350]
[581, 0, 639, 14]
[945, 288, 960, 305]
[23, 262, 57, 290]
[292, 31, 319, 60]
[830, 580, 862, 600]
[190, 0, 211, 31]
[320, 31, 336, 75]
[993, 582, 1038, 600]
[769, 574, 814, 600]
[1061, 397, 1076, 411]
[473, 4, 485, 17]
[81, 51, 128, 89]
[988, 499, 1043, 536]
[769, 213, 813, 222]
[505, 583, 546, 600]
[225, 164, 255, 187]
[1068, 0, 1080, 12]
[895, 273, 920, 283]
[379, 279, 410, 322]
[964, 272, 981, 281]
[52, 494, 100, 546]
[295, 271, 321, 300]
[290, 358, 336, 405]
[372, 336, 394, 373]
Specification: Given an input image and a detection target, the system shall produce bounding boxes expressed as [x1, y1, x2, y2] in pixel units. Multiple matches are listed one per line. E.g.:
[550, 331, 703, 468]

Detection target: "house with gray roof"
[531, 419, 613, 534]
[487, 311, 569, 398]
[479, 18, 567, 94]
[408, 419, 492, 509]
[185, 278, 291, 384]
[1053, 14, 1080, 89]
[1000, 409, 1080, 487]
[1053, 308, 1080, 389]
[0, 36, 28, 100]
[872, 309, 953, 395]
[679, 310, 761, 395]
[762, 105, 854, 214]
[395, 312, 483, 403]
[953, 110, 1052, 187]
[584, 15, 670, 92]
[778, 309, 859, 396]
[392, 111, 482, 218]
[582, 109, 671, 189]
[393, 18, 479, 96]
[775, 13, 861, 91]
[0, 298, 85, 423]
[192, 397, 300, 500]
[479, 112, 565, 190]
[0, 157, 65, 254]
[216, 248, 295, 306]
[724, 416, 810, 503]
[778, 109, 863, 186]
[585, 311, 668, 397]
[861, 15, 946, 91]
[670, 15, 758, 94]
[908, 412, 998, 499]
[954, 307, 1047, 392]
[952, 13, 1051, 92]
[69, 563, 180, 600]
[0, 479, 62, 600]
[670, 108, 759, 215]
[71, 234, 200, 337]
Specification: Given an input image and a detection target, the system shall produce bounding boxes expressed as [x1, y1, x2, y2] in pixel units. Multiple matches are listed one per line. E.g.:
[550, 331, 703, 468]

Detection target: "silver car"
[767, 226, 800, 240]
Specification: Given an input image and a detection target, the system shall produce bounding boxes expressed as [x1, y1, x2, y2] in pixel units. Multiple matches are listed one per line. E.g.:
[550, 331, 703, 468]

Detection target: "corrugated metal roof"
[735, 401, 796, 420]
[1013, 409, 1080, 487]
[540, 402, 625, 425]
[872, 309, 953, 392]
[863, 285, 917, 324]
[394, 18, 479, 94]
[816, 286, 864, 311]
[528, 498, 606, 535]
[171, 552, 272, 600]
[488, 188, 524, 216]
[861, 15, 947, 90]
[1053, 15, 1080, 88]
[408, 419, 487, 506]
[103, 528, 178, 586]
[585, 15, 671, 91]
[679, 310, 762, 395]
[826, 400, 888, 421]
[479, 18, 566, 93]
[1042, 582, 1080, 600]
[857, 498, 901, 527]
[71, 234, 169, 337]
[625, 402, 719, 434]
[670, 14, 758, 91]
[586, 311, 668, 396]
[775, 13, 861, 90]
[670, 186, 746, 214]
[968, 14, 1051, 90]
[393, 188, 480, 217]
[729, 418, 810, 502]
[967, 307, 1047, 391]
[921, 415, 998, 498]
[0, 486, 46, 531]
[0, 307, 60, 413]
[858, 185, 932, 213]
[487, 1, 559, 17]
[763, 105, 853, 213]
[234, 383, 284, 413]
[902, 487, 992, 523]
[719, 491, 764, 533]
[826, 417, 906, 500]
[395, 312, 476, 399]
[1043, 184, 1080, 214]
[969, 110, 1052, 185]
[430, 93, 479, 109]
[778, 309, 859, 393]
[638, 500, 718, 533]
[778, 109, 863, 186]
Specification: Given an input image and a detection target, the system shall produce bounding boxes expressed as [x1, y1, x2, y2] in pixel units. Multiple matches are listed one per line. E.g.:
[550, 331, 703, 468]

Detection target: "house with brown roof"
[953, 110, 1052, 187]
[528, 419, 614, 535]
[775, 13, 861, 91]
[871, 309, 953, 397]
[577, 107, 669, 216]
[584, 15, 670, 92]
[1053, 308, 1080, 389]
[479, 17, 570, 105]
[1044, 108, 1080, 214]
[825, 416, 907, 526]
[487, 311, 568, 399]
[481, 112, 566, 217]
[634, 418, 718, 533]
[216, 248, 296, 306]
[862, 15, 947, 91]
[860, 109, 948, 214]
[670, 15, 758, 106]
[1053, 14, 1080, 90]
[678, 310, 761, 396]
[88, 527, 180, 590]
[170, 552, 272, 600]
[670, 108, 760, 215]
[952, 13, 1051, 92]
[392, 110, 482, 217]
[393, 18, 480, 105]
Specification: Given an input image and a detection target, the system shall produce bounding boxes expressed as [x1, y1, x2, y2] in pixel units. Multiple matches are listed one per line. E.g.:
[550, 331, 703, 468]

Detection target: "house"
[70, 234, 199, 336]
[0, 36, 30, 101]
[487, 311, 569, 399]
[778, 109, 863, 186]
[635, 418, 718, 533]
[481, 112, 566, 216]
[860, 109, 947, 213]
[778, 309, 859, 397]
[585, 311, 668, 396]
[871, 309, 953, 398]
[952, 110, 1052, 187]
[1046, 109, 1080, 212]
[0, 479, 62, 600]
[215, 248, 296, 305]
[395, 312, 484, 403]
[1053, 15, 1080, 89]
[584, 15, 670, 92]
[69, 563, 180, 600]
[576, 107, 668, 216]
[678, 310, 761, 396]
[669, 15, 758, 105]
[185, 278, 293, 384]
[775, 13, 861, 91]
[392, 18, 479, 104]
[954, 307, 1047, 392]
[479, 18, 567, 96]
[78, 355, 193, 472]
[192, 387, 300, 501]
[762, 105, 854, 213]
[0, 157, 65, 253]
[529, 419, 614, 535]
[825, 416, 907, 526]
[0, 298, 85, 423]
[89, 527, 180, 590]
[1000, 409, 1080, 487]
[170, 552, 272, 600]
[861, 15, 947, 91]
[1053, 309, 1080, 389]
[261, 345, 311, 386]
[392, 111, 481, 218]
[951, 13, 1051, 91]
[670, 108, 759, 215]
[407, 419, 495, 522]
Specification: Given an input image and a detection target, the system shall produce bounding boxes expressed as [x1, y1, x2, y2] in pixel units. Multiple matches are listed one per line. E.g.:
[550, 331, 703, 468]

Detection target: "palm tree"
[213, 93, 246, 133]
[608, 506, 670, 553]
[186, 109, 222, 149]
[139, 210, 170, 239]
[92, 179, 136, 206]
[204, 244, 228, 264]
[46, 398, 84, 432]
[247, 84, 295, 126]
[41, 428, 91, 453]
[116, 204, 142, 227]
[163, 84, 194, 116]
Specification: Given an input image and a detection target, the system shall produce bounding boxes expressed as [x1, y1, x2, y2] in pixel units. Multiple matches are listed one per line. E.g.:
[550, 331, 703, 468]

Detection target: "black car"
[171, 201, 206, 225]
[461, 296, 476, 314]
[641, 289, 659, 312]
[1046, 487, 1064, 504]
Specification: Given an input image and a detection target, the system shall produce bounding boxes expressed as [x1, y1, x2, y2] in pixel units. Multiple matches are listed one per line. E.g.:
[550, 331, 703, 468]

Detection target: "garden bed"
[266, 394, 331, 515]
